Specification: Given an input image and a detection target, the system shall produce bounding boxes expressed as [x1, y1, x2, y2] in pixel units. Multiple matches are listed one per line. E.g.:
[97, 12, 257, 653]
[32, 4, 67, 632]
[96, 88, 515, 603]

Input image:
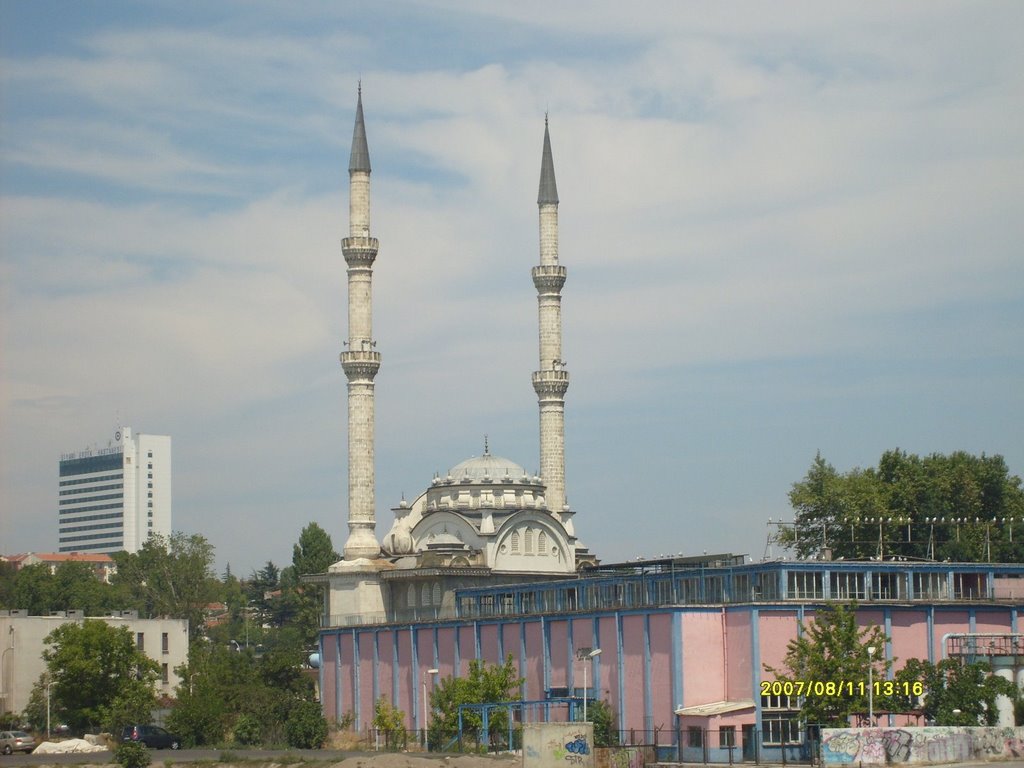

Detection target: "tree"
[373, 697, 407, 750]
[9, 563, 56, 615]
[292, 523, 339, 576]
[764, 603, 888, 726]
[112, 532, 218, 639]
[285, 700, 328, 748]
[891, 658, 1017, 725]
[783, 450, 1024, 561]
[428, 655, 523, 750]
[589, 699, 618, 747]
[34, 619, 159, 732]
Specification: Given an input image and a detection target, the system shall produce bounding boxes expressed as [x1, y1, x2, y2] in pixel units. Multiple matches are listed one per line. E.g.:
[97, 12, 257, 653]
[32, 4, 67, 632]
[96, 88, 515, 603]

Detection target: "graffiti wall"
[524, 723, 595, 768]
[821, 726, 1024, 765]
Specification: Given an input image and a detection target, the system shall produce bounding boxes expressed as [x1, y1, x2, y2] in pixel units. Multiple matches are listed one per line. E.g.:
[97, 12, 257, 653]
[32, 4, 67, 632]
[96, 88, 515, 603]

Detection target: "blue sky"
[2, 0, 1022, 575]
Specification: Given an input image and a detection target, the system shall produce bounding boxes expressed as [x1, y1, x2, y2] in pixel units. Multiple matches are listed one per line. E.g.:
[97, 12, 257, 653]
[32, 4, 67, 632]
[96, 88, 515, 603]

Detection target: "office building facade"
[58, 427, 171, 554]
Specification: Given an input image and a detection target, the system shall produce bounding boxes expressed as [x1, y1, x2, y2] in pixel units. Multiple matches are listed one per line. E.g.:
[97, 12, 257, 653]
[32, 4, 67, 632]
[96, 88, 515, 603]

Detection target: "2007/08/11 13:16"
[760, 680, 925, 697]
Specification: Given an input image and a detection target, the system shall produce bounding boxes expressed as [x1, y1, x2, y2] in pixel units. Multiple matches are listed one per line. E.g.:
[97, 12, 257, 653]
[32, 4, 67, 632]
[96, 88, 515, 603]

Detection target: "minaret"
[341, 86, 381, 560]
[532, 117, 572, 530]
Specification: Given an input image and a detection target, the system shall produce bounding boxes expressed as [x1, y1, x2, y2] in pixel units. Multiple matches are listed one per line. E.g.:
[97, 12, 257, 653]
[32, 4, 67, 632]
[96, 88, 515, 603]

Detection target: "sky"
[2, 0, 1022, 577]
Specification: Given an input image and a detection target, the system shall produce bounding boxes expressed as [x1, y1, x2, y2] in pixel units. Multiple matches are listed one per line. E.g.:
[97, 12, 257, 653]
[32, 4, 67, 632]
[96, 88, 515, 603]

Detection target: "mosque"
[315, 90, 1024, 759]
[317, 87, 594, 627]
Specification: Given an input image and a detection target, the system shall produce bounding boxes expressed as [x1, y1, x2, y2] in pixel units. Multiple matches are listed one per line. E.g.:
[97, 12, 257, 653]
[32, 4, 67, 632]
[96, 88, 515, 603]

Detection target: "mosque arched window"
[538, 530, 547, 555]
[407, 584, 416, 607]
[511, 532, 520, 553]
[525, 529, 534, 555]
[432, 583, 442, 605]
[422, 583, 431, 606]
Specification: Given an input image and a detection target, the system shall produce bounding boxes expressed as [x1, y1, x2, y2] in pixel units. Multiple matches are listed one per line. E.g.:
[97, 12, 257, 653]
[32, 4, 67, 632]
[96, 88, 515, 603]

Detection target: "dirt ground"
[322, 755, 519, 768]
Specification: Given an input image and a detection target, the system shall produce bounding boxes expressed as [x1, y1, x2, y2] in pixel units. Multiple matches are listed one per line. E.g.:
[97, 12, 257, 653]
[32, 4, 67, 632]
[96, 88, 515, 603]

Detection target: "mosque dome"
[448, 451, 527, 484]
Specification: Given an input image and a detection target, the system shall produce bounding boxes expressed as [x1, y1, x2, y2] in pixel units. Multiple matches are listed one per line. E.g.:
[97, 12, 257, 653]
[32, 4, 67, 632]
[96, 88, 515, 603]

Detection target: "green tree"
[373, 697, 407, 751]
[292, 522, 339, 576]
[764, 603, 888, 726]
[10, 563, 56, 614]
[428, 655, 523, 751]
[112, 532, 218, 639]
[34, 619, 159, 732]
[589, 699, 618, 747]
[784, 450, 1024, 561]
[285, 700, 328, 748]
[892, 658, 1017, 725]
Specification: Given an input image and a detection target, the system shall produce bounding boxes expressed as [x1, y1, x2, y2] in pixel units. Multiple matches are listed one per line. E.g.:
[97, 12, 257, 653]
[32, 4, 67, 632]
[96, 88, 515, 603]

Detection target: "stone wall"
[821, 726, 1024, 765]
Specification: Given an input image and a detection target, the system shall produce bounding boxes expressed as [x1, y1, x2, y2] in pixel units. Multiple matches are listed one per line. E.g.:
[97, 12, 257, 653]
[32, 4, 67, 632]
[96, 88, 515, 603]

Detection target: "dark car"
[0, 731, 35, 755]
[120, 725, 181, 750]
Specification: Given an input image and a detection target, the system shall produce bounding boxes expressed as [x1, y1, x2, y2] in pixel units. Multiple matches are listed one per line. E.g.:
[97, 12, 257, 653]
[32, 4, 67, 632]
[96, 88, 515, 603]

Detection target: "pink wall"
[436, 626, 456, 677]
[758, 610, 800, 678]
[550, 621, 568, 687]
[682, 612, 724, 706]
[377, 631, 393, 703]
[975, 610, 1014, 635]
[480, 623, 500, 664]
[649, 614, 673, 717]
[725, 609, 753, 701]
[621, 615, 646, 726]
[598, 615, 619, 715]
[524, 622, 543, 700]
[458, 626, 475, 674]
[503, 623, 520, 665]
[321, 634, 338, 721]
[889, 609, 928, 670]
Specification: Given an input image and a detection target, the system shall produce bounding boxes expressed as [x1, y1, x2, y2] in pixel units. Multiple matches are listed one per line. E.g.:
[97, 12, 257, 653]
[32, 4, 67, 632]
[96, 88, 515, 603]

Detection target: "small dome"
[448, 453, 527, 483]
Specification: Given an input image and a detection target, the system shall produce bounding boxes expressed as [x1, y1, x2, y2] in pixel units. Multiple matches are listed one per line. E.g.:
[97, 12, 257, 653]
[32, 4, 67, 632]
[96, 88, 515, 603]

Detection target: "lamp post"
[867, 646, 876, 726]
[423, 668, 439, 749]
[46, 679, 55, 739]
[583, 648, 602, 722]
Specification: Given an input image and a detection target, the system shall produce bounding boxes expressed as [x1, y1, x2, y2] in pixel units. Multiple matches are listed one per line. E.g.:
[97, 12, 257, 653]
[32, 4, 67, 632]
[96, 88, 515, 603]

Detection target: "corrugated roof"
[674, 700, 755, 717]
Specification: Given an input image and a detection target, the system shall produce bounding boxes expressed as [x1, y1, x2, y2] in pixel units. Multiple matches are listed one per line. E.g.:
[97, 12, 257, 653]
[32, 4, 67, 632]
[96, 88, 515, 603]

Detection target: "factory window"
[830, 572, 866, 600]
[914, 572, 949, 599]
[787, 571, 824, 599]
[872, 572, 904, 600]
[161, 664, 169, 684]
[687, 727, 703, 747]
[136, 633, 144, 651]
[953, 572, 986, 599]
[719, 726, 735, 748]
[162, 632, 169, 653]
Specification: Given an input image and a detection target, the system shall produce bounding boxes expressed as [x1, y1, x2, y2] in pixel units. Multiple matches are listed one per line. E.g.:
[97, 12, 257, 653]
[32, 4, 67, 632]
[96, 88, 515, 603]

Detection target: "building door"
[742, 724, 757, 762]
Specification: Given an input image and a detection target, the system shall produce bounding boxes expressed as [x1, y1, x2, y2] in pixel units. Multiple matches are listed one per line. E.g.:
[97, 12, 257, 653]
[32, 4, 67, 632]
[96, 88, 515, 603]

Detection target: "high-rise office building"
[58, 427, 171, 554]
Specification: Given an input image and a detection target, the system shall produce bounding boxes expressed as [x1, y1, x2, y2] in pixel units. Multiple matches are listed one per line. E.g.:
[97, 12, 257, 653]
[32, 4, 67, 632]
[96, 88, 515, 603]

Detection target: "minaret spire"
[341, 86, 381, 560]
[531, 117, 572, 531]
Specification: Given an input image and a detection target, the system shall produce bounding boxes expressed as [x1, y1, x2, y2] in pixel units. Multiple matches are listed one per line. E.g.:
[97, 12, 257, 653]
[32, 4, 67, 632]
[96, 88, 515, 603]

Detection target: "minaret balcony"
[341, 349, 381, 379]
[342, 237, 379, 267]
[532, 264, 567, 292]
[532, 369, 570, 397]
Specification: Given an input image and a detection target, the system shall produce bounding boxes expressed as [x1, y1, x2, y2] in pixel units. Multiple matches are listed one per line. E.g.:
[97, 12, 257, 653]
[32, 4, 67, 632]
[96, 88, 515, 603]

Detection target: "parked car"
[0, 731, 35, 755]
[120, 725, 181, 750]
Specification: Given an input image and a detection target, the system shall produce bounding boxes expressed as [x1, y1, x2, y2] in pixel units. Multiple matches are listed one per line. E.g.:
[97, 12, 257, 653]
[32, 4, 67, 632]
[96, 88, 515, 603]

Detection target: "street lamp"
[423, 668, 439, 749]
[867, 646, 876, 726]
[46, 679, 55, 739]
[583, 648, 602, 722]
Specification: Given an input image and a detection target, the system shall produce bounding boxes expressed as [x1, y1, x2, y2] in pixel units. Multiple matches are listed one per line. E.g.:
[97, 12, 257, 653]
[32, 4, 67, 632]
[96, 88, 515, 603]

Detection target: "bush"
[233, 714, 261, 746]
[114, 741, 151, 768]
[285, 700, 328, 749]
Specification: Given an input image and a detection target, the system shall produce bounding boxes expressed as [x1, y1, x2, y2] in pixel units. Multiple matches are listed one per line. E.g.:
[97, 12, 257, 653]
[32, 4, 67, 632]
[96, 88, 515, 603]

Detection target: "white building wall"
[135, 433, 172, 549]
[0, 614, 188, 717]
